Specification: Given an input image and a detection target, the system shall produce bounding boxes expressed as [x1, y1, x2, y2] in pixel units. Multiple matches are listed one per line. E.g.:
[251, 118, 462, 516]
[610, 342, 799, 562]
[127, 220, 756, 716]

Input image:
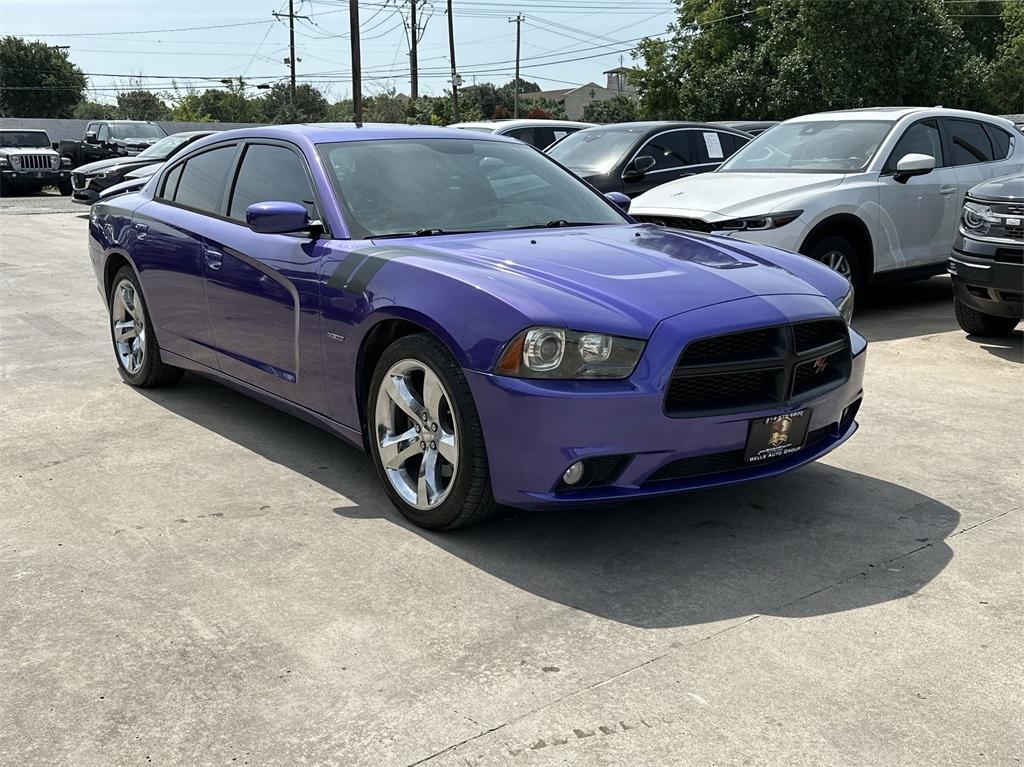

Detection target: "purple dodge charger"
[88, 124, 865, 530]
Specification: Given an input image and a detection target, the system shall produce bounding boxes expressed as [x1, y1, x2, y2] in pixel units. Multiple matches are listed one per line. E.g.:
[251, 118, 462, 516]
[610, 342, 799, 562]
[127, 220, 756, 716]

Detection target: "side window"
[718, 132, 749, 157]
[228, 144, 318, 221]
[947, 119, 994, 165]
[86, 122, 97, 135]
[640, 131, 697, 172]
[532, 127, 556, 149]
[885, 120, 944, 171]
[161, 163, 184, 200]
[97, 124, 110, 142]
[983, 124, 1012, 160]
[504, 127, 535, 146]
[172, 145, 237, 214]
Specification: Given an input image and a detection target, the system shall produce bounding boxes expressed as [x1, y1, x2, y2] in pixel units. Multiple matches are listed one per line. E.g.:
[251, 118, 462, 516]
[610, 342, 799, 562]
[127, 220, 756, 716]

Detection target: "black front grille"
[1003, 204, 1024, 216]
[995, 248, 1024, 264]
[633, 215, 713, 233]
[665, 319, 851, 417]
[17, 153, 51, 169]
[645, 424, 836, 483]
[72, 172, 86, 189]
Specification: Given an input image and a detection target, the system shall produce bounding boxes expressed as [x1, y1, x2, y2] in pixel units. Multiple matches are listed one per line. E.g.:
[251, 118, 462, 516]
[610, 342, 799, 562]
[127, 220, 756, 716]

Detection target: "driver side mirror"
[84, 132, 98, 145]
[623, 154, 656, 179]
[893, 153, 935, 184]
[246, 201, 312, 234]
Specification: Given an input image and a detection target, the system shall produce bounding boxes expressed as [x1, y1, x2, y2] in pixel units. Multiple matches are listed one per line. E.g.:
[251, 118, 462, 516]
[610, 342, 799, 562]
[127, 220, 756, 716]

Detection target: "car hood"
[631, 172, 847, 219]
[0, 147, 59, 157]
[968, 174, 1023, 202]
[75, 156, 155, 175]
[370, 225, 842, 339]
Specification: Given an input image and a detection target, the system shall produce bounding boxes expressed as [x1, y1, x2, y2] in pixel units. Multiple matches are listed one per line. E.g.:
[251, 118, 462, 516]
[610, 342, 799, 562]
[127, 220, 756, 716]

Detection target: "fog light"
[562, 461, 585, 486]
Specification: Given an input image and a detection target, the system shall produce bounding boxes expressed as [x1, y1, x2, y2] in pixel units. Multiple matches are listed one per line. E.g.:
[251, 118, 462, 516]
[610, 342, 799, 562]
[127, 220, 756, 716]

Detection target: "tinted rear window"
[984, 124, 1012, 159]
[947, 119, 995, 165]
[170, 145, 236, 214]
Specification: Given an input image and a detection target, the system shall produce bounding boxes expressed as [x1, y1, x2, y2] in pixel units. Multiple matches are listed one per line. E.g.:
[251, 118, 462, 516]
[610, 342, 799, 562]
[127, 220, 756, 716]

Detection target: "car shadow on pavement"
[969, 329, 1023, 363]
[138, 375, 960, 630]
[854, 276, 958, 343]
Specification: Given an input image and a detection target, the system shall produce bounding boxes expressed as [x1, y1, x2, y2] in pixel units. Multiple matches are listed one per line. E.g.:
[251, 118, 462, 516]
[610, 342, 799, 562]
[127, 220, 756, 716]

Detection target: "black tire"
[367, 333, 497, 530]
[954, 298, 1019, 337]
[805, 234, 864, 292]
[58, 178, 73, 196]
[108, 265, 184, 388]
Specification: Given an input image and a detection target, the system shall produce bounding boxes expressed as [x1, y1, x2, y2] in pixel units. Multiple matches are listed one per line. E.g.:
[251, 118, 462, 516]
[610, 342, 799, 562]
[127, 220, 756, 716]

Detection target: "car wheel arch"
[798, 214, 874, 278]
[103, 249, 138, 303]
[354, 313, 468, 446]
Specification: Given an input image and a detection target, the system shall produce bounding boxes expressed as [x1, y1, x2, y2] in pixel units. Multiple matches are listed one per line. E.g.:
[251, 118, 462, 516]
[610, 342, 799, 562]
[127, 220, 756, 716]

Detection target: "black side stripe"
[326, 246, 451, 294]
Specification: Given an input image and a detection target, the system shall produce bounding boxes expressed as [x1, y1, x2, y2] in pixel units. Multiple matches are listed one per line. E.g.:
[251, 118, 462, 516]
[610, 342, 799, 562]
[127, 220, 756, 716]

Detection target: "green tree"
[72, 100, 119, 120]
[583, 94, 639, 123]
[988, 0, 1024, 114]
[0, 36, 87, 117]
[258, 83, 329, 123]
[116, 90, 169, 120]
[361, 88, 409, 123]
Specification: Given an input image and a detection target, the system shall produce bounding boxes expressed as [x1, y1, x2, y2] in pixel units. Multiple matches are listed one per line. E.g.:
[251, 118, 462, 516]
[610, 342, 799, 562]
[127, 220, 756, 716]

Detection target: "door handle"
[134, 222, 148, 239]
[939, 185, 957, 196]
[204, 247, 223, 271]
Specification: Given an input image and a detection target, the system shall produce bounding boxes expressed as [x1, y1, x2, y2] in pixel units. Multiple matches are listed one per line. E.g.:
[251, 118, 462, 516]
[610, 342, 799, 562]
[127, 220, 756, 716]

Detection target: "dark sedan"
[546, 121, 751, 197]
[72, 131, 215, 205]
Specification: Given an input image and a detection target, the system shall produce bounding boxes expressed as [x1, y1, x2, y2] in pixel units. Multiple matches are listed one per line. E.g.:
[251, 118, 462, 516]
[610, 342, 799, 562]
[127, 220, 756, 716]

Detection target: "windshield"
[547, 128, 640, 174]
[137, 133, 194, 160]
[110, 123, 166, 141]
[718, 120, 893, 173]
[0, 131, 50, 148]
[319, 138, 626, 239]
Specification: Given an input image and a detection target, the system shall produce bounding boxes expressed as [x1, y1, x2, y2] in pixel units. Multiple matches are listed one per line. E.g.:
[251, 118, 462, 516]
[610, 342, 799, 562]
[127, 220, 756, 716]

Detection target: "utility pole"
[350, 0, 362, 124]
[272, 1, 309, 106]
[509, 14, 523, 118]
[447, 0, 459, 121]
[409, 0, 419, 100]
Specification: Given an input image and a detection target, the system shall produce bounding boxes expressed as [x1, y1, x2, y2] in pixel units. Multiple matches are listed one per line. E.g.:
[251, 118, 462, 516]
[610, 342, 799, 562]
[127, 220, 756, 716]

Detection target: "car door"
[944, 118, 1020, 212]
[875, 118, 959, 270]
[129, 143, 239, 369]
[83, 122, 107, 164]
[201, 140, 330, 410]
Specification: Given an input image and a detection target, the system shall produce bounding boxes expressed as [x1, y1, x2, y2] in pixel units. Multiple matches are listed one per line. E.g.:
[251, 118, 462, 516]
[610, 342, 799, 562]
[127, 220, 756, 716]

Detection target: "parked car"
[712, 120, 779, 136]
[0, 129, 72, 195]
[448, 119, 593, 149]
[58, 120, 167, 168]
[629, 108, 1024, 290]
[948, 174, 1023, 336]
[72, 131, 215, 205]
[546, 121, 752, 198]
[89, 124, 863, 530]
[97, 163, 161, 201]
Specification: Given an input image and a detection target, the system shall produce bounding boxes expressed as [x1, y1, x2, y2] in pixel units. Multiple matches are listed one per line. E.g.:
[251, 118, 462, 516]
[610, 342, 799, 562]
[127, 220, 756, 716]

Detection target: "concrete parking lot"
[1, 200, 1021, 766]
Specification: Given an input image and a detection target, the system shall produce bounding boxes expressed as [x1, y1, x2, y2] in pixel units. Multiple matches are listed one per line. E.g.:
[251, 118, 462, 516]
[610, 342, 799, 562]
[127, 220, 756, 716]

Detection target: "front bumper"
[467, 294, 866, 509]
[72, 173, 118, 204]
[949, 233, 1023, 319]
[2, 169, 68, 185]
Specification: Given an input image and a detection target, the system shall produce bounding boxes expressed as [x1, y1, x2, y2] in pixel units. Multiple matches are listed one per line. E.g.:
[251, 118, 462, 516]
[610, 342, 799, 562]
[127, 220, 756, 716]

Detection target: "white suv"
[629, 107, 1024, 289]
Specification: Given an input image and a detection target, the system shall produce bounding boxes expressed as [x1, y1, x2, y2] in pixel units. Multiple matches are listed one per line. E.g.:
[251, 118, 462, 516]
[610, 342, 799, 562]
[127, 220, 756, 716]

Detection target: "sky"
[1, 0, 677, 103]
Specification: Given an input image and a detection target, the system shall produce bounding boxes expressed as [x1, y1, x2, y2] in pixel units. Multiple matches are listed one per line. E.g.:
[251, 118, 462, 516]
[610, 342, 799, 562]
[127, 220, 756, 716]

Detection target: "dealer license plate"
[744, 409, 811, 464]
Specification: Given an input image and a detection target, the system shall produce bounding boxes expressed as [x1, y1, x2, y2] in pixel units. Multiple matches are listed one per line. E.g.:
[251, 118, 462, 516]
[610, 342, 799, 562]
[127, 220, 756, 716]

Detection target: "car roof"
[198, 122, 521, 146]
[783, 107, 1017, 127]
[0, 128, 47, 132]
[449, 119, 594, 130]
[572, 121, 749, 135]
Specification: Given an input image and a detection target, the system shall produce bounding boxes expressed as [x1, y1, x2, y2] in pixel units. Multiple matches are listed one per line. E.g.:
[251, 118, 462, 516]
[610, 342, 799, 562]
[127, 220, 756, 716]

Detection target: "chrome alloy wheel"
[820, 250, 853, 281]
[374, 359, 459, 510]
[111, 278, 146, 375]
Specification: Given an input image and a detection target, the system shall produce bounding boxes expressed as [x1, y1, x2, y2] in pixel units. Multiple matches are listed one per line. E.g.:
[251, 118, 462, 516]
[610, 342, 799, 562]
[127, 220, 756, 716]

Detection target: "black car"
[71, 131, 214, 205]
[711, 120, 779, 136]
[545, 121, 751, 198]
[948, 174, 1023, 337]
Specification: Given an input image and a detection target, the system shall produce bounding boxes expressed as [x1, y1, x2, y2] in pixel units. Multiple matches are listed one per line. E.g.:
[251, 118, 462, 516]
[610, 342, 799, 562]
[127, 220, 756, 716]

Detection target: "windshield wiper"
[543, 219, 602, 228]
[373, 228, 449, 239]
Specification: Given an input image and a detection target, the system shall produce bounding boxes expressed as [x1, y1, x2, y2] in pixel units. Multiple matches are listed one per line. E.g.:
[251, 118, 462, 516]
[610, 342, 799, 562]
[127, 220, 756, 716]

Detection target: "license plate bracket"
[744, 409, 812, 464]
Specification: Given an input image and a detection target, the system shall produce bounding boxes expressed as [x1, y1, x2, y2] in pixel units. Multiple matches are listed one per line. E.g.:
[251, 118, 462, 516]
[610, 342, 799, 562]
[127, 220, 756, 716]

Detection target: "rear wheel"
[954, 298, 1019, 337]
[367, 333, 496, 530]
[806, 234, 864, 292]
[108, 266, 183, 387]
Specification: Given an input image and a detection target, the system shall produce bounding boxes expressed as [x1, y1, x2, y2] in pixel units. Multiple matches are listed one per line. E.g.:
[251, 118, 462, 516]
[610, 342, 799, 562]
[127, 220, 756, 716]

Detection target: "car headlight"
[10, 155, 21, 168]
[49, 155, 60, 169]
[716, 210, 802, 231]
[961, 201, 996, 236]
[495, 326, 645, 379]
[833, 286, 854, 326]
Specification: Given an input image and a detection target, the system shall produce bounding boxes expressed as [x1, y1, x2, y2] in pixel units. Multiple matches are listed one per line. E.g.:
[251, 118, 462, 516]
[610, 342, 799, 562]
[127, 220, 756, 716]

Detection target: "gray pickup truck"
[0, 129, 72, 196]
